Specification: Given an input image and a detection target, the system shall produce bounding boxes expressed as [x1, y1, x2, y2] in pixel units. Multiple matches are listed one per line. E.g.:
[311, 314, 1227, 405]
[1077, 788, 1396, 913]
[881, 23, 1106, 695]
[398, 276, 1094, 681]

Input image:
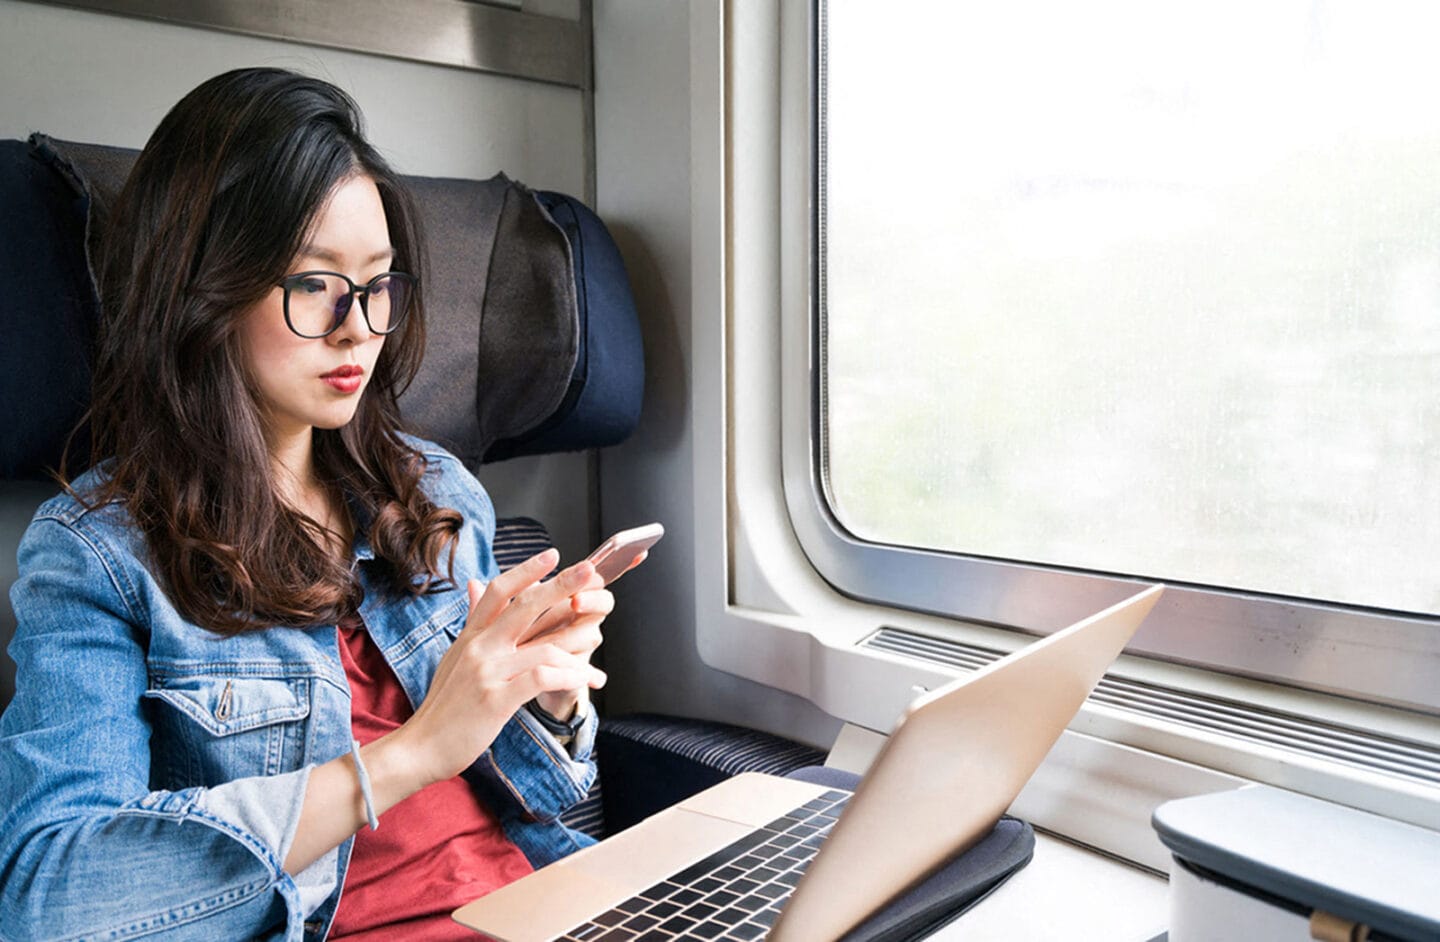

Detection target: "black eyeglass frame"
[278, 270, 418, 339]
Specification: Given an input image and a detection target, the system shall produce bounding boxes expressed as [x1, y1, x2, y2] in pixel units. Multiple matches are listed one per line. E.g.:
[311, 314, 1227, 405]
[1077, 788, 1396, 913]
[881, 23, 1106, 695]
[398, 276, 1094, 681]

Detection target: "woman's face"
[239, 173, 393, 444]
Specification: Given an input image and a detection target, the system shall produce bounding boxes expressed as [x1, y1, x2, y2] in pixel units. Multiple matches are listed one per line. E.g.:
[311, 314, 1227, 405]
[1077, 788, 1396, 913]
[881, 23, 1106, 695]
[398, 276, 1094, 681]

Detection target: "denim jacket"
[0, 437, 597, 942]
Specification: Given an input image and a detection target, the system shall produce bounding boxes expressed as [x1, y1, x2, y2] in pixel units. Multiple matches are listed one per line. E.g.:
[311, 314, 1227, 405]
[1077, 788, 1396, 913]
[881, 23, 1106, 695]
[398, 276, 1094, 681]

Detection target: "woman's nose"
[328, 292, 373, 345]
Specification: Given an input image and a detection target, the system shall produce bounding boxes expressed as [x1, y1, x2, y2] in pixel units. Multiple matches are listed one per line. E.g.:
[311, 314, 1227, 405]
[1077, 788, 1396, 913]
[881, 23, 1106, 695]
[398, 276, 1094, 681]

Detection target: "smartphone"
[585, 522, 664, 585]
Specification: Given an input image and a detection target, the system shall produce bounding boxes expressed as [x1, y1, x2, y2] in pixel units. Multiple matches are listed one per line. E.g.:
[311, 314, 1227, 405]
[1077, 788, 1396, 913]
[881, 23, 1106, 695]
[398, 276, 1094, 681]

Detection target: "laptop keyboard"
[558, 788, 851, 941]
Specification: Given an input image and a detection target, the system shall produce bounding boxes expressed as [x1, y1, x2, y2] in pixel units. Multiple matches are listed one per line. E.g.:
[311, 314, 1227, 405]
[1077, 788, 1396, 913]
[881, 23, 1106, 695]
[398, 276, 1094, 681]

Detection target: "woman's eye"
[369, 280, 390, 297]
[298, 278, 328, 295]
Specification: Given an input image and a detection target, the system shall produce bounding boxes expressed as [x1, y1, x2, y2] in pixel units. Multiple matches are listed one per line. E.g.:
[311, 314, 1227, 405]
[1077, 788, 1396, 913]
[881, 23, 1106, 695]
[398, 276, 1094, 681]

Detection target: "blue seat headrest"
[0, 134, 645, 478]
[0, 137, 96, 480]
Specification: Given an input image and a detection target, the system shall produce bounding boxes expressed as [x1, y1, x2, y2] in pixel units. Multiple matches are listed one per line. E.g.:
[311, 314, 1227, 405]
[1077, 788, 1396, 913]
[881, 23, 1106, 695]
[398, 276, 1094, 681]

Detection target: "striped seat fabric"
[599, 714, 826, 778]
[493, 516, 557, 572]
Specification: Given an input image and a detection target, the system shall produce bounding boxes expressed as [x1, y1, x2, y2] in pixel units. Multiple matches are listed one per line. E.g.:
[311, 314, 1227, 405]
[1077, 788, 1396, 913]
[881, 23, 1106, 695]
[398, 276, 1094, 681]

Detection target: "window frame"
[780, 0, 1440, 716]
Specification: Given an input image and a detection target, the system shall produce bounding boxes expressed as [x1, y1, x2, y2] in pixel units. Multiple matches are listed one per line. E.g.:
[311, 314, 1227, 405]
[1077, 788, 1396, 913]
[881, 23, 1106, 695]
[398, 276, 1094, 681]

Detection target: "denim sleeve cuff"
[474, 708, 598, 822]
[195, 765, 338, 918]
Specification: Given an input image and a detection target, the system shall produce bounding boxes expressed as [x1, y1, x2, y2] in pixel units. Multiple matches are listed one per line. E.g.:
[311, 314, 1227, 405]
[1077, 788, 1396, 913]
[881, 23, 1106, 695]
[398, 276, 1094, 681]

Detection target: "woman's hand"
[521, 580, 612, 722]
[391, 549, 608, 787]
[521, 551, 645, 720]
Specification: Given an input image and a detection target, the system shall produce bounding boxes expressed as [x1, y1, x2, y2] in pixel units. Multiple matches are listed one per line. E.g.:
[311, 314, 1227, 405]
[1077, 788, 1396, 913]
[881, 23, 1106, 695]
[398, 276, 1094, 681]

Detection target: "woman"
[0, 68, 619, 940]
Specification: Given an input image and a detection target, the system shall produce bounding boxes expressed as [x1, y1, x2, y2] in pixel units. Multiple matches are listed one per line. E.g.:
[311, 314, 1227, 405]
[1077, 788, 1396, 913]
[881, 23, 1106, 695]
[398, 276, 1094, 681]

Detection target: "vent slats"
[862, 628, 1440, 787]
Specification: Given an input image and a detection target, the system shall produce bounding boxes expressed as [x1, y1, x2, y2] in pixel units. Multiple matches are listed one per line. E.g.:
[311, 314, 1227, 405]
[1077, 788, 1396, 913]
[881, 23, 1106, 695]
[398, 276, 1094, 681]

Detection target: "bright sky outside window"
[821, 0, 1440, 615]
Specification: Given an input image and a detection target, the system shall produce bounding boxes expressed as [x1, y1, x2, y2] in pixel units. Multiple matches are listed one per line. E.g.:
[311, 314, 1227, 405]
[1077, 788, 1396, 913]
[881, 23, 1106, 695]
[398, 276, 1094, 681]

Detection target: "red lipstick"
[321, 364, 364, 394]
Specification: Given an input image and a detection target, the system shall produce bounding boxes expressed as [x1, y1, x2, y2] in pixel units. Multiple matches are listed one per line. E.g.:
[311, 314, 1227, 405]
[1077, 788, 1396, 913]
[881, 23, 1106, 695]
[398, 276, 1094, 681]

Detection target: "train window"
[805, 1, 1440, 705]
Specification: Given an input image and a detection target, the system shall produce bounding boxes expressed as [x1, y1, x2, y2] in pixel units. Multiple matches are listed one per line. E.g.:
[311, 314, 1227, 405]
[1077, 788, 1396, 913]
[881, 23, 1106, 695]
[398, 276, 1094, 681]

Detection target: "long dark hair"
[71, 67, 460, 635]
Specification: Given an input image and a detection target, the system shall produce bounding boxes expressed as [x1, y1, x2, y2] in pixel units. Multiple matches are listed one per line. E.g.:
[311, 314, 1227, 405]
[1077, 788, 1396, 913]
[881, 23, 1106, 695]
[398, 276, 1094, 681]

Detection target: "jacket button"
[214, 679, 233, 721]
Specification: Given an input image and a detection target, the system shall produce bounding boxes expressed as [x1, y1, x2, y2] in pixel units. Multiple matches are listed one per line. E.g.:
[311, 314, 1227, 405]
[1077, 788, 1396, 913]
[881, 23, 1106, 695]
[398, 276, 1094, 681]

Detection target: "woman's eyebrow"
[297, 245, 397, 268]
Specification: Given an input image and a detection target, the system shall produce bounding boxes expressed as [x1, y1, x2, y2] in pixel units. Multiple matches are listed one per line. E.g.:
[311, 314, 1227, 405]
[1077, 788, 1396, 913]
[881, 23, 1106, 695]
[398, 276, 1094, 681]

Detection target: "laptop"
[454, 585, 1165, 942]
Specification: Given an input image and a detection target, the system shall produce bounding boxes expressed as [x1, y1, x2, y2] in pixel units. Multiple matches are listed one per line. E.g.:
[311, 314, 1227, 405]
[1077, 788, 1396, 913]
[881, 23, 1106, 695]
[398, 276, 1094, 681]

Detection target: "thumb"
[468, 578, 485, 609]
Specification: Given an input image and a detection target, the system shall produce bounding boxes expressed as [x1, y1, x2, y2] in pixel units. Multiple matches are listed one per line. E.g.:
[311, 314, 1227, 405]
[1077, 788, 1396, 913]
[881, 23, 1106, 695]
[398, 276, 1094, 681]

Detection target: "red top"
[328, 613, 534, 941]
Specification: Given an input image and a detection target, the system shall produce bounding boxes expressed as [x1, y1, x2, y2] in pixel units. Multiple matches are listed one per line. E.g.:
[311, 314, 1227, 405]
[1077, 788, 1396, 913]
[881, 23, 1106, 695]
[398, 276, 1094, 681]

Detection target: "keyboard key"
[646, 901, 680, 920]
[690, 921, 727, 940]
[708, 889, 740, 908]
[657, 915, 697, 934]
[616, 897, 649, 915]
[640, 881, 680, 901]
[732, 894, 767, 913]
[622, 914, 659, 933]
[756, 883, 789, 900]
[635, 932, 672, 942]
[715, 866, 746, 881]
[752, 866, 782, 882]
[729, 878, 761, 896]
[669, 888, 702, 907]
[728, 923, 767, 940]
[672, 831, 769, 884]
[693, 877, 725, 893]
[753, 908, 780, 927]
[595, 928, 637, 941]
[713, 906, 747, 926]
[595, 910, 629, 928]
[687, 902, 719, 921]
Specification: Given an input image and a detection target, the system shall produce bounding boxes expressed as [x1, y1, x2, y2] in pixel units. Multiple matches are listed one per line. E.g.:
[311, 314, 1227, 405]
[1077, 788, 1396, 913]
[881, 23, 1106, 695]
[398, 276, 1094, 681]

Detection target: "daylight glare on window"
[821, 0, 1440, 615]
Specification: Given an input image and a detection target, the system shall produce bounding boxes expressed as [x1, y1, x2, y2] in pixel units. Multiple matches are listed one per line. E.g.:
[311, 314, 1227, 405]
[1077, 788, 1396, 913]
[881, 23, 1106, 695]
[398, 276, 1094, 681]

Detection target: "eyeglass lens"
[286, 273, 411, 337]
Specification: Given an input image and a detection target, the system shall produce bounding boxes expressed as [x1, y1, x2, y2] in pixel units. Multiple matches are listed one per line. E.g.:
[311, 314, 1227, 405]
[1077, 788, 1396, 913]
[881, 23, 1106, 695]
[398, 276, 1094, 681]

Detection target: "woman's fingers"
[570, 588, 615, 616]
[464, 549, 558, 630]
[520, 588, 614, 645]
[398, 634, 605, 785]
[476, 560, 605, 646]
[524, 618, 604, 658]
[500, 644, 607, 703]
[464, 550, 599, 633]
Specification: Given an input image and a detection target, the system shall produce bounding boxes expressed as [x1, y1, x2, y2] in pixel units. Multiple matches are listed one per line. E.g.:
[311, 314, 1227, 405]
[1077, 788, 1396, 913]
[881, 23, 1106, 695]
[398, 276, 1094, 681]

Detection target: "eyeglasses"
[278, 270, 416, 339]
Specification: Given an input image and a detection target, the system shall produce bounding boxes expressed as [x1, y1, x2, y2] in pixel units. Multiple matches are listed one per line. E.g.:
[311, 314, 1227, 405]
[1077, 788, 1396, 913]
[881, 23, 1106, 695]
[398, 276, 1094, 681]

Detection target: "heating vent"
[863, 627, 1440, 788]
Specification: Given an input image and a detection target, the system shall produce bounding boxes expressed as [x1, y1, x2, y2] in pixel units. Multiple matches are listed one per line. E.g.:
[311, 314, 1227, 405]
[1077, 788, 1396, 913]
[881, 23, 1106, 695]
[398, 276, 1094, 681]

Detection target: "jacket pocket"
[433, 593, 471, 640]
[143, 675, 311, 788]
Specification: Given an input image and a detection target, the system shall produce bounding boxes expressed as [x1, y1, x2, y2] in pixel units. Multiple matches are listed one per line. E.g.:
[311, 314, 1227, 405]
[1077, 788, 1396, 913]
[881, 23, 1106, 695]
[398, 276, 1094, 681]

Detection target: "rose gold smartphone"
[584, 523, 664, 585]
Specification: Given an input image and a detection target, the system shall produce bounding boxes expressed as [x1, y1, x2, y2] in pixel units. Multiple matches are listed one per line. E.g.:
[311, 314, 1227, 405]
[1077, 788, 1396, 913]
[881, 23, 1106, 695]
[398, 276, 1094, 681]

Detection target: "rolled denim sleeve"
[474, 705, 598, 823]
[0, 518, 315, 941]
